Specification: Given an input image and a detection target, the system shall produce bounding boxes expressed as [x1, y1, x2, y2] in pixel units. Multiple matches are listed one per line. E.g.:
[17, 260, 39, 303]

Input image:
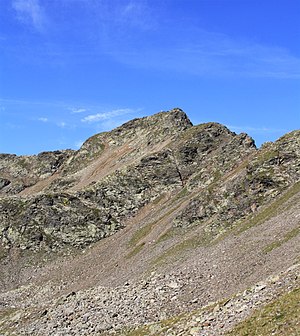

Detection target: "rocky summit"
[0, 108, 299, 336]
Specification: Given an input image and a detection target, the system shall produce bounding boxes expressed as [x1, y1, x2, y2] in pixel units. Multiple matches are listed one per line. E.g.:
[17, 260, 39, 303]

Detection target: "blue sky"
[0, 0, 299, 155]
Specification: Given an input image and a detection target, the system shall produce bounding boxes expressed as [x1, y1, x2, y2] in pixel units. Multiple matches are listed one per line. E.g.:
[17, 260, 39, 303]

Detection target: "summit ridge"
[0, 108, 299, 335]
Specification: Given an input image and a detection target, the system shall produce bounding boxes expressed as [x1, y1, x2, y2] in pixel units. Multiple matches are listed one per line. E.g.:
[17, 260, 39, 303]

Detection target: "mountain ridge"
[0, 108, 299, 335]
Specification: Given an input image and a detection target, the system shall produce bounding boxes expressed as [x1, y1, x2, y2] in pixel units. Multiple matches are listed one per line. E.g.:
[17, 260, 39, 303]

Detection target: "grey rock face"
[0, 150, 74, 196]
[174, 131, 300, 233]
[0, 178, 11, 190]
[0, 109, 299, 253]
[0, 109, 299, 336]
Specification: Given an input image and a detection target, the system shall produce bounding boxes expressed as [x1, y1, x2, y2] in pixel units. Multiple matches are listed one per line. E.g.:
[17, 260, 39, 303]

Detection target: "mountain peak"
[110, 107, 193, 137]
[0, 109, 299, 336]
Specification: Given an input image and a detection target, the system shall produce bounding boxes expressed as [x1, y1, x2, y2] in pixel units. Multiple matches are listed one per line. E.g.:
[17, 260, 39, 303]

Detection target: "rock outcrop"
[0, 108, 299, 335]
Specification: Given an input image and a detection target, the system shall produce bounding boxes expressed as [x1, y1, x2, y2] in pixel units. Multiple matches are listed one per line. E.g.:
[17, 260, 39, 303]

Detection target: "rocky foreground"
[0, 109, 299, 335]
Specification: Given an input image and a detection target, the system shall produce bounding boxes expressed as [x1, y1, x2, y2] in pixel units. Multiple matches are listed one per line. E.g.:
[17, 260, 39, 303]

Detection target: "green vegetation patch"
[227, 288, 300, 336]
[173, 186, 189, 200]
[154, 180, 300, 265]
[128, 195, 190, 250]
[263, 226, 300, 254]
[0, 308, 19, 335]
[152, 230, 212, 267]
[128, 222, 154, 248]
[236, 181, 300, 234]
[0, 308, 17, 321]
[255, 148, 280, 165]
[113, 287, 300, 336]
[111, 300, 223, 336]
[113, 312, 189, 336]
[155, 227, 179, 244]
[126, 242, 146, 259]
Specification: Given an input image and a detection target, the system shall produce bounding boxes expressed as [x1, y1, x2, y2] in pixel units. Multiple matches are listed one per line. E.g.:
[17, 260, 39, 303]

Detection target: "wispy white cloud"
[110, 36, 300, 79]
[117, 0, 153, 30]
[69, 107, 88, 114]
[12, 0, 46, 32]
[5, 122, 23, 129]
[38, 117, 48, 122]
[98, 118, 131, 131]
[99, 13, 300, 80]
[57, 121, 66, 128]
[0, 97, 43, 105]
[7, 1, 300, 79]
[0, 98, 75, 109]
[228, 125, 287, 134]
[83, 0, 154, 30]
[81, 108, 137, 123]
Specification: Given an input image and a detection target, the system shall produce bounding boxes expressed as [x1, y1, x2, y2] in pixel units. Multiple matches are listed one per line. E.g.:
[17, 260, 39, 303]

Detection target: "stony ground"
[0, 109, 299, 335]
[0, 261, 299, 335]
[0, 187, 299, 335]
[116, 263, 300, 336]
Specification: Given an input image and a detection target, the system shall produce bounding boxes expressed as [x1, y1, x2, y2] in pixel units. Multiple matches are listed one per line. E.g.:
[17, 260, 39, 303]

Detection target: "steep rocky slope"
[0, 108, 299, 335]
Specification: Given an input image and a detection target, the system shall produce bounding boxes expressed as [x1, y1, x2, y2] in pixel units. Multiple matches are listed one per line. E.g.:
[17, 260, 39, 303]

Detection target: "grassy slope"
[227, 288, 300, 336]
[114, 287, 300, 336]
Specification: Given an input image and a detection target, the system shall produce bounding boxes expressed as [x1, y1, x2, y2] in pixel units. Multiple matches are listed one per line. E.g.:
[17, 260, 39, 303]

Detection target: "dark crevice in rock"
[0, 110, 299, 254]
[168, 149, 185, 188]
